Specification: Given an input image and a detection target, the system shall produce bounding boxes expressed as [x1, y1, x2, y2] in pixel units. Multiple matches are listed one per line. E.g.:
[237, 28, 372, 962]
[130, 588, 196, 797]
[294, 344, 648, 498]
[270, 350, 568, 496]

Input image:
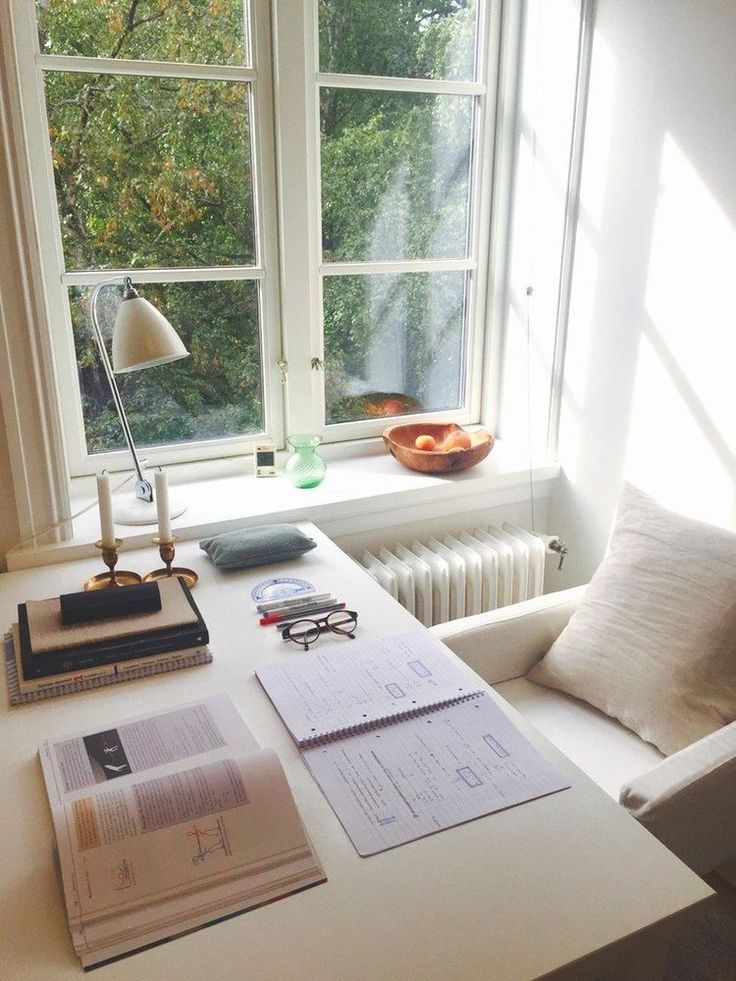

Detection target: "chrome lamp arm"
[90, 280, 153, 503]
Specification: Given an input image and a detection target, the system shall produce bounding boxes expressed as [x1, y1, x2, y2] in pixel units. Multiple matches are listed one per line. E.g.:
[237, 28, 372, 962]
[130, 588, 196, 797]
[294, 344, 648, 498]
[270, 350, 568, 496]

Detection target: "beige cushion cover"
[529, 484, 736, 755]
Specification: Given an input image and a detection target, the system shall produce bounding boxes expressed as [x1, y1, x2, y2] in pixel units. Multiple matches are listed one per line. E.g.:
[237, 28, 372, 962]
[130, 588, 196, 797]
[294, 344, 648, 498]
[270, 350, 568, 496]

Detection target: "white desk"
[0, 525, 713, 980]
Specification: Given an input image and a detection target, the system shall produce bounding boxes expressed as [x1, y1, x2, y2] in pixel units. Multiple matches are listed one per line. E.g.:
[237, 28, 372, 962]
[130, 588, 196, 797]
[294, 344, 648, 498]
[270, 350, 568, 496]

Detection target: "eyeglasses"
[281, 610, 358, 650]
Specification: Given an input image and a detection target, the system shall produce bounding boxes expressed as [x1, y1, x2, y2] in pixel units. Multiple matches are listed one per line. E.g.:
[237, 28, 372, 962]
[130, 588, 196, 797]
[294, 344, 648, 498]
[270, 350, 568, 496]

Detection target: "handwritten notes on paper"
[302, 693, 570, 855]
[256, 631, 483, 746]
[258, 630, 571, 856]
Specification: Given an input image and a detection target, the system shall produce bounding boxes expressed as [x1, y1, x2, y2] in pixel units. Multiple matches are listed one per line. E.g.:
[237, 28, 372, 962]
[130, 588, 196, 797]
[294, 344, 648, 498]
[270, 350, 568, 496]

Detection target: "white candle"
[96, 473, 116, 547]
[155, 470, 173, 544]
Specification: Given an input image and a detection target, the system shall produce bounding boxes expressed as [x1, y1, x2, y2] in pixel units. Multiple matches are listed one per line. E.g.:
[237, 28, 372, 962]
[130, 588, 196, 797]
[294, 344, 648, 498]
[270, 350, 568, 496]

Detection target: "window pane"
[323, 272, 467, 424]
[319, 0, 478, 81]
[46, 73, 254, 269]
[321, 90, 472, 263]
[36, 0, 247, 66]
[71, 281, 263, 452]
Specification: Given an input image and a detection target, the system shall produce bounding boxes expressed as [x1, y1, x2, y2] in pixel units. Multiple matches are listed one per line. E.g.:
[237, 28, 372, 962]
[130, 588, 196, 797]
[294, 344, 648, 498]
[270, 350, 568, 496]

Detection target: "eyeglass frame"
[281, 609, 359, 650]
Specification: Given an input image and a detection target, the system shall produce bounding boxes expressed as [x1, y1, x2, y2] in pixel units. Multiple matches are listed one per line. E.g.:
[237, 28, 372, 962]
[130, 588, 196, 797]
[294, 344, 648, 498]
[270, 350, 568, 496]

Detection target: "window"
[317, 0, 494, 435]
[11, 0, 501, 475]
[16, 0, 281, 475]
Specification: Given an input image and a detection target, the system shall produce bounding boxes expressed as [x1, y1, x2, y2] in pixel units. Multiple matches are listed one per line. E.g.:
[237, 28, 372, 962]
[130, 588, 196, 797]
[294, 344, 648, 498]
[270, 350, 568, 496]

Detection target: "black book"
[60, 581, 162, 625]
[18, 580, 208, 680]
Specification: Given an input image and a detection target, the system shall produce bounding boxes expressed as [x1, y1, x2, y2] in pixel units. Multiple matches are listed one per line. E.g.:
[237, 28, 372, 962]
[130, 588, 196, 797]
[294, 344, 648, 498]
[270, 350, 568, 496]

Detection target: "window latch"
[276, 359, 288, 384]
[310, 357, 324, 371]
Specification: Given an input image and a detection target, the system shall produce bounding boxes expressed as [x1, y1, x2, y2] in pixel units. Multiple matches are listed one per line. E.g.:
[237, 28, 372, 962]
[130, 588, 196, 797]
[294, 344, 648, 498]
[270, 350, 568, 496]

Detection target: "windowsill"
[6, 439, 559, 571]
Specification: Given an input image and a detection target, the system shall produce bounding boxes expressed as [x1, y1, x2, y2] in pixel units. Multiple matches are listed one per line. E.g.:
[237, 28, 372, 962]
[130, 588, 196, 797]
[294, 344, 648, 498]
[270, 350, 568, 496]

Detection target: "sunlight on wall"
[627, 134, 736, 525]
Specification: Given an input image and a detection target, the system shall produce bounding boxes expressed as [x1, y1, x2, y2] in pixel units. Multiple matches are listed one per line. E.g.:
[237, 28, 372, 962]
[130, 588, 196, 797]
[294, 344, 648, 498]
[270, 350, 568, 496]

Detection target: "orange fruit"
[441, 430, 472, 451]
[414, 434, 436, 451]
[380, 398, 403, 416]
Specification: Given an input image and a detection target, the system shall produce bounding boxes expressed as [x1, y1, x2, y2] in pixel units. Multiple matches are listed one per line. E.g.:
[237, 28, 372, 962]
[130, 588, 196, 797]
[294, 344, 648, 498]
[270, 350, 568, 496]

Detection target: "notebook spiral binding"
[301, 689, 484, 748]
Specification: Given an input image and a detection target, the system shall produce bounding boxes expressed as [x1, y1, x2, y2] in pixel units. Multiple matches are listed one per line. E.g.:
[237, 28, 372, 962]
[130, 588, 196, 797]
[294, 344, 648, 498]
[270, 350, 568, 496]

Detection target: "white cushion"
[528, 484, 736, 755]
[495, 677, 664, 799]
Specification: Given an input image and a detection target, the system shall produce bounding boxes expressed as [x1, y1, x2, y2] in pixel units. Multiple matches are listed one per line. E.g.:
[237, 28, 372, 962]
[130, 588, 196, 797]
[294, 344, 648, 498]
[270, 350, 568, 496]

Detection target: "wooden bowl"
[382, 423, 495, 474]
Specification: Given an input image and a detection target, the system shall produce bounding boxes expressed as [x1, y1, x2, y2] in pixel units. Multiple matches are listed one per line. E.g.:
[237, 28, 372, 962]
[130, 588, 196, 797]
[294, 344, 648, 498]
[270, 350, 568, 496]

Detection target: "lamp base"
[113, 494, 186, 526]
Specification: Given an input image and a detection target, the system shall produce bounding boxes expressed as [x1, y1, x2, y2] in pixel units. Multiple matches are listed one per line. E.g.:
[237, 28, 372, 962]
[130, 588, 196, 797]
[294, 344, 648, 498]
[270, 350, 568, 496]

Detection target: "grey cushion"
[199, 524, 317, 569]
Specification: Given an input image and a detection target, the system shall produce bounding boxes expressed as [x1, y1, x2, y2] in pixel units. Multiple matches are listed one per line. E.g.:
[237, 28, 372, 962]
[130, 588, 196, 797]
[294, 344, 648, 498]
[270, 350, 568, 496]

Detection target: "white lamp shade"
[112, 295, 189, 373]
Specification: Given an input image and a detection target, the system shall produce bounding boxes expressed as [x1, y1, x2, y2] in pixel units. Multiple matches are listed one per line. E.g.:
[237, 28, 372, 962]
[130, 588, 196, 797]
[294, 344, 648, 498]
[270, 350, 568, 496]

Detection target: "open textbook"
[257, 631, 570, 856]
[39, 694, 324, 968]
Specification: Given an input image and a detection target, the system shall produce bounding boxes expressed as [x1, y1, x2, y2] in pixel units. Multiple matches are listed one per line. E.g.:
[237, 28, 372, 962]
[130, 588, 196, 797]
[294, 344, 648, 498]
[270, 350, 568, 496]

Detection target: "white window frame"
[273, 0, 502, 441]
[9, 0, 518, 494]
[11, 0, 285, 477]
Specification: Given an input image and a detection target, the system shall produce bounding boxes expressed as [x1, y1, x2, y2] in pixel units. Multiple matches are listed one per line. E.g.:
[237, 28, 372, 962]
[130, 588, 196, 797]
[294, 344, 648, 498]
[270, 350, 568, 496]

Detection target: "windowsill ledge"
[6, 440, 559, 571]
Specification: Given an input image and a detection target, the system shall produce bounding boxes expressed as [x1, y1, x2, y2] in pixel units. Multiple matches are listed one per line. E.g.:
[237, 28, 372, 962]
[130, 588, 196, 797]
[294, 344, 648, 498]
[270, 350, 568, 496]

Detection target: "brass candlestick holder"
[84, 539, 143, 591]
[143, 536, 198, 589]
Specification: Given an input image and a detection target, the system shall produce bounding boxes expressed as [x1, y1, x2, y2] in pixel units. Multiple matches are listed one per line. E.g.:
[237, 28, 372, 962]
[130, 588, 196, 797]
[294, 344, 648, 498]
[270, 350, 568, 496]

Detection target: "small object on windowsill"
[283, 434, 326, 488]
[254, 442, 277, 476]
[383, 423, 494, 474]
[84, 539, 143, 591]
[143, 536, 199, 589]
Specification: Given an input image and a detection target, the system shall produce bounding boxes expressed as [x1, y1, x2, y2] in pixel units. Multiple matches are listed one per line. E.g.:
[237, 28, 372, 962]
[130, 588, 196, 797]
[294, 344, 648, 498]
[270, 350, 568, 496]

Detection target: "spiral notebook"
[256, 631, 570, 855]
[255, 631, 484, 747]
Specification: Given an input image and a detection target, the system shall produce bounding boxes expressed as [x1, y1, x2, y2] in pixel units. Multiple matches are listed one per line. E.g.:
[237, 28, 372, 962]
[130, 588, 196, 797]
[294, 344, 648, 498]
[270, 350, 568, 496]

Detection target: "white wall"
[549, 0, 736, 586]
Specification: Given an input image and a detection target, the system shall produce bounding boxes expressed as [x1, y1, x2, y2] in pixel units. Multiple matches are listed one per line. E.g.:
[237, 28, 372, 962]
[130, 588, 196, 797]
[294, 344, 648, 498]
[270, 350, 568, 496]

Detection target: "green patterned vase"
[284, 434, 326, 488]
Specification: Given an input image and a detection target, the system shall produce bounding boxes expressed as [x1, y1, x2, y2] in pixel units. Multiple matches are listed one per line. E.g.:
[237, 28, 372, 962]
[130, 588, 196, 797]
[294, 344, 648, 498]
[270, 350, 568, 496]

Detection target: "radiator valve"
[546, 536, 569, 571]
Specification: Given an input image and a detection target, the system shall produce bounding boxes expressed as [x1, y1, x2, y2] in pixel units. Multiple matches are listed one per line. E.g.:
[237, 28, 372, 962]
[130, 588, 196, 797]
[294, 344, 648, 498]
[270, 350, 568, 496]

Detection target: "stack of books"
[5, 578, 211, 703]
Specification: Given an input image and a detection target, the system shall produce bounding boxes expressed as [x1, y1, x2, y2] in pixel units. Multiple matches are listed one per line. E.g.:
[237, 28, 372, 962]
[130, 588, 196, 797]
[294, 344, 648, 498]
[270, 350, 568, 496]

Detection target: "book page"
[39, 694, 324, 964]
[256, 630, 482, 745]
[40, 693, 257, 797]
[303, 693, 571, 856]
[63, 750, 317, 925]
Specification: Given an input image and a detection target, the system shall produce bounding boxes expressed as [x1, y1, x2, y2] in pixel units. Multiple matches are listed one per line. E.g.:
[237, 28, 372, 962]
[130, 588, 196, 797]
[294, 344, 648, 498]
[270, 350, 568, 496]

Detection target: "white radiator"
[359, 522, 560, 627]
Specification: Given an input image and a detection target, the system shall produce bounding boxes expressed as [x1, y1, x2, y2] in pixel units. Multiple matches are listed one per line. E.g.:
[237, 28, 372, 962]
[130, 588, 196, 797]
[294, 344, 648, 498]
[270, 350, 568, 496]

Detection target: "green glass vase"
[284, 434, 326, 488]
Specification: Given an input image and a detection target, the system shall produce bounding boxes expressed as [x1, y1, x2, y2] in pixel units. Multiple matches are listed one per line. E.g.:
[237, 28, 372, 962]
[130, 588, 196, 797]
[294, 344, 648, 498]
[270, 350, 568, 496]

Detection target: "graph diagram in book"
[39, 694, 325, 968]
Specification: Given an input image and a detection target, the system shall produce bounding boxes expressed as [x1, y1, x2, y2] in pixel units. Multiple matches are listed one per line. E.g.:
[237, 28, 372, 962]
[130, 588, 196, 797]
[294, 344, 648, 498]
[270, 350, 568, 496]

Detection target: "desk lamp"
[90, 277, 188, 525]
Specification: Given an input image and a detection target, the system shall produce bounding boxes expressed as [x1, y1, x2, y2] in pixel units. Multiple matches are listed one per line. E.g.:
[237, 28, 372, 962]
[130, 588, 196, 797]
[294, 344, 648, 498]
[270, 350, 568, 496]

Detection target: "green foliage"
[40, 0, 478, 450]
[323, 272, 465, 423]
[37, 0, 245, 65]
[45, 71, 253, 268]
[71, 280, 261, 453]
[318, 0, 477, 81]
[319, 2, 476, 421]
